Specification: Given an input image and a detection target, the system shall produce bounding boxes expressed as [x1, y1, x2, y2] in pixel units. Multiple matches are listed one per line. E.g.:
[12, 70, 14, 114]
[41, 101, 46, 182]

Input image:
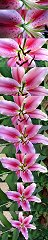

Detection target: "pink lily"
[6, 183, 41, 211]
[0, 0, 23, 9]
[15, 123, 48, 153]
[0, 67, 48, 96]
[0, 96, 47, 122]
[0, 124, 48, 154]
[0, 38, 48, 67]
[12, 95, 48, 124]
[11, 212, 36, 240]
[0, 153, 47, 182]
[0, 10, 24, 38]
[25, 9, 48, 37]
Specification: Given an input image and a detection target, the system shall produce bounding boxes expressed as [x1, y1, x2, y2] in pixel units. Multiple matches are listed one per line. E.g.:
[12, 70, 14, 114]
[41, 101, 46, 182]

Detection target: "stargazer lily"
[0, 124, 48, 154]
[11, 212, 36, 240]
[6, 183, 41, 211]
[0, 38, 48, 67]
[0, 153, 47, 182]
[0, 67, 48, 96]
[0, 96, 47, 123]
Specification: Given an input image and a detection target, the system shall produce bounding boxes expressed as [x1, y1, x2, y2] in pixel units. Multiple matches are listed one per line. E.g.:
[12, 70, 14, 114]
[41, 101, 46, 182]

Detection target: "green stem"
[0, 202, 8, 207]
[0, 117, 8, 120]
[0, 171, 11, 176]
[0, 143, 10, 147]
[0, 229, 12, 235]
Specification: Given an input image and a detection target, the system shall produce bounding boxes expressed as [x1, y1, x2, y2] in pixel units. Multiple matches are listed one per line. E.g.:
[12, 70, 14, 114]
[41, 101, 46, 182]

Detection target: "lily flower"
[6, 183, 41, 211]
[0, 67, 48, 96]
[0, 96, 47, 123]
[0, 38, 48, 67]
[0, 124, 48, 154]
[15, 123, 48, 153]
[11, 212, 36, 240]
[0, 153, 47, 182]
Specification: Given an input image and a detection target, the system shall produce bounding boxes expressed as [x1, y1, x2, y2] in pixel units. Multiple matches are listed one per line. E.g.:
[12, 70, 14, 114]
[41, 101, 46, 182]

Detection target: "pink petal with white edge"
[31, 163, 47, 172]
[25, 38, 46, 52]
[23, 215, 33, 225]
[27, 224, 36, 230]
[25, 96, 44, 112]
[24, 183, 36, 198]
[7, 57, 17, 67]
[6, 191, 20, 201]
[0, 125, 20, 143]
[0, 38, 18, 57]
[29, 196, 41, 203]
[21, 200, 31, 211]
[19, 142, 35, 154]
[0, 100, 19, 116]
[32, 134, 48, 145]
[19, 212, 24, 223]
[11, 220, 20, 229]
[17, 183, 24, 195]
[21, 227, 28, 240]
[11, 66, 25, 84]
[30, 86, 48, 96]
[0, 76, 19, 95]
[26, 124, 42, 138]
[21, 170, 34, 183]
[16, 153, 24, 164]
[30, 109, 47, 121]
[31, 48, 48, 61]
[26, 153, 39, 166]
[0, 157, 20, 171]
[23, 67, 48, 89]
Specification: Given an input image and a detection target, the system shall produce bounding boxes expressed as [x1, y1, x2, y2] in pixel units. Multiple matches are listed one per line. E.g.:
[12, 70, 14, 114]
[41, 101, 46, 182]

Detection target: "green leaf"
[2, 232, 8, 240]
[10, 212, 18, 220]
[1, 117, 12, 127]
[6, 172, 17, 190]
[9, 202, 18, 211]
[0, 189, 8, 205]
[35, 60, 45, 67]
[0, 213, 11, 228]
[0, 58, 11, 77]
[2, 144, 16, 157]
[12, 229, 19, 240]
[4, 95, 13, 102]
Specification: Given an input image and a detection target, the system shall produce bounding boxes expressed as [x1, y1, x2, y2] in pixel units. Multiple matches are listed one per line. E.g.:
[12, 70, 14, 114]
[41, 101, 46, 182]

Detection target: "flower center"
[21, 223, 24, 228]
[20, 162, 27, 171]
[16, 38, 33, 67]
